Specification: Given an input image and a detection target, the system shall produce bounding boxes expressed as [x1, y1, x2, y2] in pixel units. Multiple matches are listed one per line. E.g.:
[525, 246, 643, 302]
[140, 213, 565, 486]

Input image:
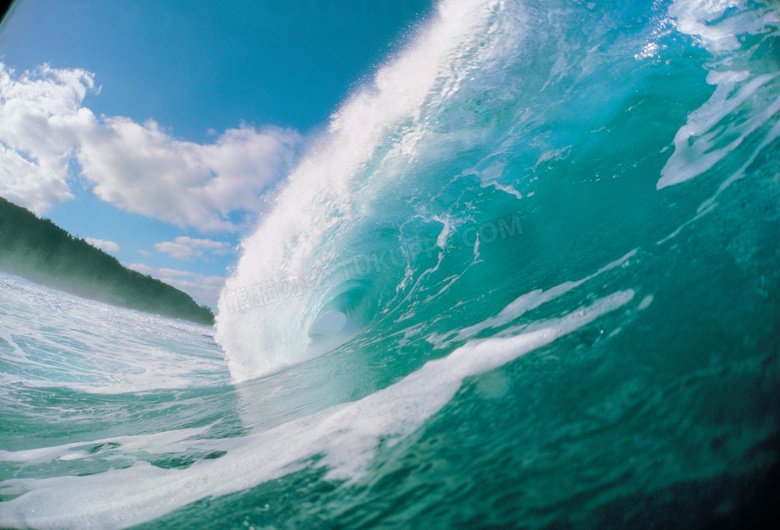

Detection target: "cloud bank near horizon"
[128, 262, 225, 308]
[84, 237, 120, 253]
[0, 62, 301, 232]
[154, 236, 232, 260]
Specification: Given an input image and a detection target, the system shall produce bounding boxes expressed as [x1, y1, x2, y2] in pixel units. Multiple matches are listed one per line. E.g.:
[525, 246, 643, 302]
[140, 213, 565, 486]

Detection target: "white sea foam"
[0, 424, 216, 465]
[430, 249, 637, 347]
[0, 273, 227, 394]
[659, 0, 780, 189]
[0, 289, 634, 529]
[215, 0, 511, 382]
[669, 0, 779, 53]
[658, 71, 779, 189]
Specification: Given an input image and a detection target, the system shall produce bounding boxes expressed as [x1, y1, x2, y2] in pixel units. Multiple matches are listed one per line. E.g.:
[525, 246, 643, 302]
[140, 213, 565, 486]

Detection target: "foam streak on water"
[0, 281, 633, 528]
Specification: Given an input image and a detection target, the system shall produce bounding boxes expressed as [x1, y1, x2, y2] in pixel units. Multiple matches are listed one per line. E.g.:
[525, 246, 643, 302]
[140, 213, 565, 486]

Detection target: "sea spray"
[215, 0, 512, 380]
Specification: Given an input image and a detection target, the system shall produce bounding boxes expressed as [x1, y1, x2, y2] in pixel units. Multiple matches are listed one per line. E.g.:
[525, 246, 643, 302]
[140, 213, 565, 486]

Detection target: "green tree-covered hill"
[0, 197, 214, 325]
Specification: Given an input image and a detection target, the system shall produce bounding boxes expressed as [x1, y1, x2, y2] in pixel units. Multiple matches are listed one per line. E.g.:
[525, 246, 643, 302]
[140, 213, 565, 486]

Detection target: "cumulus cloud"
[0, 63, 94, 213]
[128, 263, 225, 308]
[84, 237, 120, 253]
[0, 62, 300, 230]
[154, 236, 231, 260]
[77, 119, 300, 232]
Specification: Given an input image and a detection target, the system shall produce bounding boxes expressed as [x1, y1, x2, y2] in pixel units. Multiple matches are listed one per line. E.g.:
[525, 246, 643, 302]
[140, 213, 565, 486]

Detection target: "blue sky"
[0, 0, 433, 307]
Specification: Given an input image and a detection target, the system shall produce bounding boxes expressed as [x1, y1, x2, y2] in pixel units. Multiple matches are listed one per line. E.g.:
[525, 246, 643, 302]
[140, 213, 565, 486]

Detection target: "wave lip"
[215, 0, 507, 382]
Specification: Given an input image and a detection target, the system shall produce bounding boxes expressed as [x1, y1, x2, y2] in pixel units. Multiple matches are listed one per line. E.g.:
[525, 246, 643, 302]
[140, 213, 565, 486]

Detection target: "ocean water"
[2, 0, 780, 528]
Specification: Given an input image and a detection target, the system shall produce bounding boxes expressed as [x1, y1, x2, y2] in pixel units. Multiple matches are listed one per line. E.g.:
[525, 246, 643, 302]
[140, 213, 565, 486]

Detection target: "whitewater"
[2, 0, 780, 527]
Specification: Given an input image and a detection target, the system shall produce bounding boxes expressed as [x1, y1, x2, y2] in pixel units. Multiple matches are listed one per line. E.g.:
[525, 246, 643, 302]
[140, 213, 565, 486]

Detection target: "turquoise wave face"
[216, 0, 780, 383]
[2, 0, 779, 528]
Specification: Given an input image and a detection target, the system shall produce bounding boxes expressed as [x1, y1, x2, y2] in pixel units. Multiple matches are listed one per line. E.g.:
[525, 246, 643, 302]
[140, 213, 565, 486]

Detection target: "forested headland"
[0, 197, 214, 325]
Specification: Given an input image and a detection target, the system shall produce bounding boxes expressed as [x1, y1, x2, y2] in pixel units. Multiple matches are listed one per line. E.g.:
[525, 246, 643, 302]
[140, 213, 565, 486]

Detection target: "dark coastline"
[0, 196, 214, 325]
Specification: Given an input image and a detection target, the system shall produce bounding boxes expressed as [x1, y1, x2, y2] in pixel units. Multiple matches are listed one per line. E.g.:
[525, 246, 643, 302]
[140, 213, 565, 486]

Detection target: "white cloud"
[0, 63, 94, 213]
[154, 236, 231, 260]
[128, 263, 225, 308]
[0, 61, 301, 230]
[84, 237, 120, 253]
[77, 119, 300, 232]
